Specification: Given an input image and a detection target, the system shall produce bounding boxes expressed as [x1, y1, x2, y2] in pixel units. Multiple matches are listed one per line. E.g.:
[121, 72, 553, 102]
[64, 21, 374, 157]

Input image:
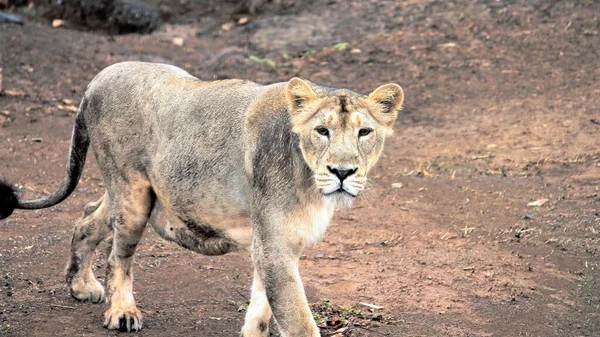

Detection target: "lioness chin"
[0, 62, 403, 337]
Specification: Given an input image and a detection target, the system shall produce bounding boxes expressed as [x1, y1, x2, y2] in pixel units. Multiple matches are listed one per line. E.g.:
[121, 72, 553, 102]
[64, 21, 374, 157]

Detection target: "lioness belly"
[149, 201, 252, 255]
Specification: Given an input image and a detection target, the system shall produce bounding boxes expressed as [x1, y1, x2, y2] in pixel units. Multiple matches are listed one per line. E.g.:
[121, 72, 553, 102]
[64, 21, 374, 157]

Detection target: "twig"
[350, 324, 390, 336]
[235, 289, 250, 303]
[26, 279, 40, 291]
[564, 20, 572, 31]
[472, 152, 492, 160]
[50, 304, 75, 310]
[462, 225, 476, 237]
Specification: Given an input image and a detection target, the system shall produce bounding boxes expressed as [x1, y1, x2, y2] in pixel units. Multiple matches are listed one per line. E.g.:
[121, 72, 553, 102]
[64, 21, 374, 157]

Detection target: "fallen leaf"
[333, 42, 349, 51]
[248, 55, 276, 67]
[527, 198, 549, 207]
[417, 168, 431, 177]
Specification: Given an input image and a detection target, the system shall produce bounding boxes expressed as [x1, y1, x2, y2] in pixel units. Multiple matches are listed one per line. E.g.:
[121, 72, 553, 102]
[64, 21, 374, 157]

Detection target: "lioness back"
[84, 62, 283, 243]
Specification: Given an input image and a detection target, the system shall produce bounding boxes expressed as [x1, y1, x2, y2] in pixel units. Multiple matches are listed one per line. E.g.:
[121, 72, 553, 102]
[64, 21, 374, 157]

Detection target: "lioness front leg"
[251, 234, 319, 337]
[103, 184, 152, 332]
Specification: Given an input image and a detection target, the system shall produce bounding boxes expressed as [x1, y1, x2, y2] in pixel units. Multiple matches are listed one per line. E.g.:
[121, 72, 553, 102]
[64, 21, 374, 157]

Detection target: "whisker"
[358, 179, 377, 204]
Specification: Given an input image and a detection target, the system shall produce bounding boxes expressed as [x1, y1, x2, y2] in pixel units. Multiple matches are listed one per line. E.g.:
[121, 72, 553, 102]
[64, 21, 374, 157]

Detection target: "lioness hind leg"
[66, 193, 112, 303]
[103, 178, 153, 332]
[241, 270, 273, 337]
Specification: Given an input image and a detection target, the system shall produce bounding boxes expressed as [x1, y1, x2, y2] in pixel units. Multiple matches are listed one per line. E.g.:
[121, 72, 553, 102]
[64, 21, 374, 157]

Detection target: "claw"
[103, 307, 143, 332]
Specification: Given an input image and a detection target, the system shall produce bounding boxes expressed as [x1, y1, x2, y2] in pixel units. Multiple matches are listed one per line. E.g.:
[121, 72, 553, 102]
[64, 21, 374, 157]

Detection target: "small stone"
[221, 22, 235, 31]
[391, 182, 403, 189]
[237, 17, 249, 25]
[439, 42, 457, 48]
[527, 198, 549, 207]
[172, 37, 184, 47]
[52, 19, 64, 28]
[4, 89, 25, 97]
[57, 104, 78, 113]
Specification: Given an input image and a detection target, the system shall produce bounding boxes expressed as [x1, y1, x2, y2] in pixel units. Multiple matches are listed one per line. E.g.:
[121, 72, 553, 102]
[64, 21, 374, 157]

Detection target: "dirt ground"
[0, 0, 599, 336]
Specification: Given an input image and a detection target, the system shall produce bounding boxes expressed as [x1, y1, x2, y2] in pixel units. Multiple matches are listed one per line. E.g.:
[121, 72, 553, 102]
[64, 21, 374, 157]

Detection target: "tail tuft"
[0, 180, 19, 219]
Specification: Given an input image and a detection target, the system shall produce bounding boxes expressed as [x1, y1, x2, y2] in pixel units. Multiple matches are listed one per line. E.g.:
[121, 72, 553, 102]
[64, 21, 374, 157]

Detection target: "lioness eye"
[358, 128, 373, 137]
[315, 127, 330, 137]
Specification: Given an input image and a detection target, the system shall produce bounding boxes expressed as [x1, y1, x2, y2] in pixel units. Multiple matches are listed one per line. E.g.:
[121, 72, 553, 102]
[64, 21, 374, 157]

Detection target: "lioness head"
[286, 78, 403, 202]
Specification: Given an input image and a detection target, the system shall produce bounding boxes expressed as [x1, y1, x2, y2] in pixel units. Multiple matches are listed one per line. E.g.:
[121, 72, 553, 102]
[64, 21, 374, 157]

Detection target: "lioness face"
[286, 78, 404, 201]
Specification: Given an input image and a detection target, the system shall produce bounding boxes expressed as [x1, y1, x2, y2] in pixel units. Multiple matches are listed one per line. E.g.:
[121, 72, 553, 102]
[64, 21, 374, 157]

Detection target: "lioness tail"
[0, 106, 90, 219]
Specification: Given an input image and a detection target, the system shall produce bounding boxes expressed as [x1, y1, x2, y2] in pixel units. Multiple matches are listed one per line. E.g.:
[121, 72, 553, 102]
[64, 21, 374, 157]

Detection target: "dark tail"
[0, 105, 90, 220]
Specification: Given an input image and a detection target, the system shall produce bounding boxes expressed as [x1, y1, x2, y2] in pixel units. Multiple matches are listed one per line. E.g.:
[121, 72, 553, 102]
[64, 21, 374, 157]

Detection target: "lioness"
[0, 62, 403, 336]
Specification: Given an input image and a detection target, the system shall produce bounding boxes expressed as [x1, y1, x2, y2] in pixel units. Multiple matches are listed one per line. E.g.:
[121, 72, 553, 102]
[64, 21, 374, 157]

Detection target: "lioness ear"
[368, 83, 404, 114]
[286, 77, 318, 115]
[367, 83, 404, 130]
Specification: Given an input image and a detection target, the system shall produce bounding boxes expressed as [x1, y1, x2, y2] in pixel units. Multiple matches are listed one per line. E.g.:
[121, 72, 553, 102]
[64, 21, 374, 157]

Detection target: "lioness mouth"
[325, 188, 356, 198]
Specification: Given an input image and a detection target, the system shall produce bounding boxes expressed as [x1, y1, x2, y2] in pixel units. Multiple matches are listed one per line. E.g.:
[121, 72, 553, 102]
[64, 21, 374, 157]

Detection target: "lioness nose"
[328, 166, 357, 181]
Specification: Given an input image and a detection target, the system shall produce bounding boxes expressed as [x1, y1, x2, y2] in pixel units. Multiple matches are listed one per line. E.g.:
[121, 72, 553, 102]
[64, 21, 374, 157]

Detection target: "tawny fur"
[0, 62, 403, 337]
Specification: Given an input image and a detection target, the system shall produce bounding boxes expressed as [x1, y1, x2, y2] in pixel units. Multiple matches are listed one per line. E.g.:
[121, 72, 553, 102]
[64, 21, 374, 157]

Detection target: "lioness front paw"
[69, 278, 105, 303]
[103, 307, 143, 332]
